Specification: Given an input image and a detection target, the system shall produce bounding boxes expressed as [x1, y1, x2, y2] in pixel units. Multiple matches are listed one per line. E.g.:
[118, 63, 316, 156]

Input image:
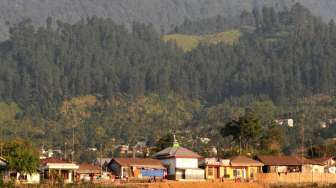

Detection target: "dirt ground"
[133, 181, 265, 188]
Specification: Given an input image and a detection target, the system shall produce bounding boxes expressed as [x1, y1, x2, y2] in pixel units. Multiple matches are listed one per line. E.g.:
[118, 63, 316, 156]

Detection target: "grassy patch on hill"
[162, 30, 242, 52]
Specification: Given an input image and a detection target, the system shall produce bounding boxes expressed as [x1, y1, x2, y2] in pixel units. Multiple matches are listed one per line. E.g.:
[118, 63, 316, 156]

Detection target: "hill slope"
[163, 30, 242, 52]
[0, 0, 336, 40]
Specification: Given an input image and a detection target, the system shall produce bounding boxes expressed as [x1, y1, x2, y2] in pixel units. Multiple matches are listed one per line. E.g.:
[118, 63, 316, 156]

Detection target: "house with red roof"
[153, 136, 204, 180]
[40, 157, 79, 183]
[256, 155, 325, 173]
[76, 163, 101, 182]
[312, 157, 336, 173]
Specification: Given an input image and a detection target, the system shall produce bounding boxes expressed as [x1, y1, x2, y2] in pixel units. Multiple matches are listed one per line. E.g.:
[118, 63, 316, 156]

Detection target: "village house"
[229, 156, 264, 181]
[312, 157, 336, 173]
[0, 157, 9, 182]
[256, 155, 303, 173]
[93, 157, 111, 171]
[40, 157, 79, 183]
[76, 163, 101, 182]
[153, 136, 204, 180]
[202, 156, 263, 181]
[108, 158, 165, 179]
[10, 172, 41, 184]
[274, 118, 294, 127]
[256, 155, 325, 174]
[200, 158, 230, 180]
[0, 156, 7, 170]
[312, 157, 335, 166]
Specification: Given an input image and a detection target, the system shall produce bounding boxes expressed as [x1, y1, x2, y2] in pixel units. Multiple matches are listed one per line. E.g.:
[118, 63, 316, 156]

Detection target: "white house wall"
[44, 163, 79, 170]
[16, 173, 40, 184]
[176, 158, 198, 169]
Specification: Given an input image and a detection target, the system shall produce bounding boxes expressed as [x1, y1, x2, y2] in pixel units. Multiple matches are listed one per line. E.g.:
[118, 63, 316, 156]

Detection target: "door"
[242, 168, 246, 179]
[213, 167, 218, 179]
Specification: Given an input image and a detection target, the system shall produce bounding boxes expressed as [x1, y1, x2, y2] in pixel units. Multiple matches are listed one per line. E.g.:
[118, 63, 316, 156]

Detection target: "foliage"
[2, 139, 39, 174]
[259, 123, 285, 154]
[1, 3, 336, 160]
[154, 134, 174, 152]
[163, 30, 241, 51]
[0, 102, 21, 123]
[221, 109, 262, 151]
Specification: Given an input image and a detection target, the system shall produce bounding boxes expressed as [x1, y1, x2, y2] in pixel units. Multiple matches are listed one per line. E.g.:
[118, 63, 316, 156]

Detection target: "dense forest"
[1, 0, 336, 40]
[1, 3, 336, 161]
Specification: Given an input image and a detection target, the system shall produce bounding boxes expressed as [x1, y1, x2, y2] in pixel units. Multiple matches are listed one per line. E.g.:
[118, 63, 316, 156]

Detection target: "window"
[250, 168, 255, 178]
[233, 169, 240, 177]
[208, 167, 213, 176]
[223, 167, 230, 178]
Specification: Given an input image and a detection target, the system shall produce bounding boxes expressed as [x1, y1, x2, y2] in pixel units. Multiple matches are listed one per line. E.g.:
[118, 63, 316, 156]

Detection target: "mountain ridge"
[1, 0, 336, 40]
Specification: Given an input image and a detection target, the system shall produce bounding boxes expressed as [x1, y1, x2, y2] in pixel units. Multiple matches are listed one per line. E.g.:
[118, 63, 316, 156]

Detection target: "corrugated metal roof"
[230, 156, 264, 167]
[153, 146, 202, 159]
[110, 158, 165, 169]
[77, 163, 101, 174]
[256, 155, 322, 166]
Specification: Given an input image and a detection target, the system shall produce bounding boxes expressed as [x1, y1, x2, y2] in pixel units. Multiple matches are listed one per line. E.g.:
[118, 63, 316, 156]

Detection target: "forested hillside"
[1, 4, 336, 160]
[1, 0, 336, 40]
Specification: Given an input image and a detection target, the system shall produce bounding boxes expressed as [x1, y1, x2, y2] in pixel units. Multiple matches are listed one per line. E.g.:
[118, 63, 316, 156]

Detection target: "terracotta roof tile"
[312, 157, 334, 165]
[40, 157, 69, 165]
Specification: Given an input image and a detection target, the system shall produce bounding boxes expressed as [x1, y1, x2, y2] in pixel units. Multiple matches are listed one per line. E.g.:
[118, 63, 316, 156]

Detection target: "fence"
[256, 172, 336, 184]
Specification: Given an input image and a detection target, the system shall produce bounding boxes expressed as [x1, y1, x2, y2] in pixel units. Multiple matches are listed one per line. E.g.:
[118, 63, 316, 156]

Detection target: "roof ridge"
[172, 146, 180, 156]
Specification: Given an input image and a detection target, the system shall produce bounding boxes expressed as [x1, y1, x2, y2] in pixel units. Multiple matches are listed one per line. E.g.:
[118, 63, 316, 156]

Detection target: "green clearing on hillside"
[162, 30, 241, 52]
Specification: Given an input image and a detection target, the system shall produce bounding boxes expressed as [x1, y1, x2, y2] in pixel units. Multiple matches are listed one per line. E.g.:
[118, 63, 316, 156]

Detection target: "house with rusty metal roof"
[76, 163, 101, 182]
[311, 157, 336, 173]
[108, 158, 165, 179]
[153, 135, 204, 180]
[312, 157, 335, 166]
[256, 155, 325, 173]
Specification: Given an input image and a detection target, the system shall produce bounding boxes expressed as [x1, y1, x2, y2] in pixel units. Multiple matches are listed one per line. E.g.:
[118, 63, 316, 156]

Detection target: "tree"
[221, 109, 262, 151]
[2, 139, 39, 174]
[259, 122, 284, 154]
[155, 134, 174, 152]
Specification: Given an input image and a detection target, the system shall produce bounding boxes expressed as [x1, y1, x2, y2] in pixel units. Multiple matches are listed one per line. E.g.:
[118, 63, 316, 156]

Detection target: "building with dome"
[153, 136, 204, 180]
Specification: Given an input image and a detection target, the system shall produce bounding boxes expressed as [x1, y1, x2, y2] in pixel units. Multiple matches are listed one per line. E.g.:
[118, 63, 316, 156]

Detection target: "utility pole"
[133, 146, 136, 159]
[239, 136, 242, 155]
[72, 126, 75, 163]
[100, 143, 103, 175]
[64, 142, 67, 160]
[111, 138, 115, 158]
[310, 139, 313, 158]
[299, 118, 305, 185]
[0, 126, 3, 157]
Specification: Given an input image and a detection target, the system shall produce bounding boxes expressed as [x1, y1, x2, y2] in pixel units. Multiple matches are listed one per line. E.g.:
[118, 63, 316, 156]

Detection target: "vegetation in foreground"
[270, 183, 336, 188]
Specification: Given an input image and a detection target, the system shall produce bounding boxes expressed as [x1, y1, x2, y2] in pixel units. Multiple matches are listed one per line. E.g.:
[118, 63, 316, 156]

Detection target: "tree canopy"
[2, 139, 39, 174]
[0, 4, 336, 159]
